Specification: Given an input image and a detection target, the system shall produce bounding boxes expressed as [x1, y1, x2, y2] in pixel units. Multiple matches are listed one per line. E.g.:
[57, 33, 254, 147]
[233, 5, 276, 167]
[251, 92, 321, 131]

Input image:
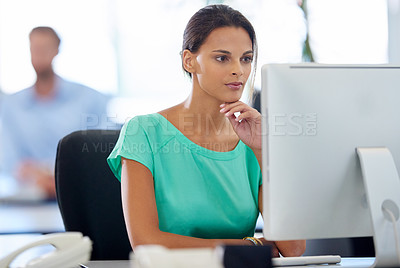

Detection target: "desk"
[85, 258, 375, 267]
[85, 261, 131, 268]
[0, 202, 64, 234]
[0, 235, 376, 268]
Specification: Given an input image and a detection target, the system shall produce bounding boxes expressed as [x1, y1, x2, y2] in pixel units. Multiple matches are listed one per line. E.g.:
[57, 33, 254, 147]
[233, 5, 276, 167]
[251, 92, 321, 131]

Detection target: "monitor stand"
[357, 147, 400, 267]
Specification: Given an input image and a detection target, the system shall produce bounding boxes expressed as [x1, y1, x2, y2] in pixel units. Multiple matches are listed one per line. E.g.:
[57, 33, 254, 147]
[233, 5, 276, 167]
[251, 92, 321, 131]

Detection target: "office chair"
[55, 129, 132, 260]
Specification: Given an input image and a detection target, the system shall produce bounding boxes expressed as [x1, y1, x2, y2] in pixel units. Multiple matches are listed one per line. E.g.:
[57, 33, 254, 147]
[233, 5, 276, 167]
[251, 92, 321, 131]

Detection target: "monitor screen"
[261, 64, 400, 244]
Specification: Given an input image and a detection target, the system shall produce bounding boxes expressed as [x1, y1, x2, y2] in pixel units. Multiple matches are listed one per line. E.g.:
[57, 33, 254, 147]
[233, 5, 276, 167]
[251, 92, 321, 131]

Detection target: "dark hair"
[181, 5, 257, 77]
[30, 26, 61, 48]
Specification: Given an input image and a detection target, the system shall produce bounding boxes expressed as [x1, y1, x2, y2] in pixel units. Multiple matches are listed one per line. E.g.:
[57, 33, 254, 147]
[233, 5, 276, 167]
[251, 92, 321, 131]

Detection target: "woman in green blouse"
[108, 4, 305, 257]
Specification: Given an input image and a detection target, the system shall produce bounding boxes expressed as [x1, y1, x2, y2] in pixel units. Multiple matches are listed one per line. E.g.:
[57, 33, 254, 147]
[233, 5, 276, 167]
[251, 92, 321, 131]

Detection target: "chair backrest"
[55, 129, 131, 260]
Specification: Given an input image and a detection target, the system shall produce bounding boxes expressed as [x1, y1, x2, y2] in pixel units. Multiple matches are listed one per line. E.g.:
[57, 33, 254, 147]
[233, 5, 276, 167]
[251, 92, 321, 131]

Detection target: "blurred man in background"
[0, 26, 109, 200]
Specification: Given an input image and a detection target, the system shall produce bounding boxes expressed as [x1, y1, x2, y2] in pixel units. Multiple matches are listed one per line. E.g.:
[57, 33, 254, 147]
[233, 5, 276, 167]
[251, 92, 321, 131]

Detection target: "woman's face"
[191, 26, 253, 103]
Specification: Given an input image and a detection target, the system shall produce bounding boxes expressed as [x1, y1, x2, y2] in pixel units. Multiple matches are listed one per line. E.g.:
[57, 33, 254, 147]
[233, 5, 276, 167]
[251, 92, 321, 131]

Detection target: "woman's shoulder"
[128, 113, 162, 123]
[123, 113, 166, 133]
[121, 112, 180, 144]
[157, 104, 182, 121]
[126, 103, 182, 127]
[116, 112, 178, 155]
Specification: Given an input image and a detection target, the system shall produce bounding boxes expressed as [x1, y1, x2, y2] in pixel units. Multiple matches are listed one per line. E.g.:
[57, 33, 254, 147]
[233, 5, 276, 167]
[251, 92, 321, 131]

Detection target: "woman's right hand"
[258, 238, 280, 257]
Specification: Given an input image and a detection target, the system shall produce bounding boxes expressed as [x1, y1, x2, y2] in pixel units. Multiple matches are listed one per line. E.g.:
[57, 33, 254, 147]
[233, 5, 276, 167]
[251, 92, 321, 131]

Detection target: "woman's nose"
[231, 60, 244, 77]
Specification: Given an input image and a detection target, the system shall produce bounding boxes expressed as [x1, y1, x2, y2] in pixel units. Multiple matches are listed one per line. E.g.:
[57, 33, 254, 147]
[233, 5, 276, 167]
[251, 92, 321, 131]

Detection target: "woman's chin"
[223, 97, 241, 104]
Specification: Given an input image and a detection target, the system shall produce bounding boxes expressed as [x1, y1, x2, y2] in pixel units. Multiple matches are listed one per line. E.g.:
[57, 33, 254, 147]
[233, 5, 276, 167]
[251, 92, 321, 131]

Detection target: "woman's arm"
[121, 157, 255, 249]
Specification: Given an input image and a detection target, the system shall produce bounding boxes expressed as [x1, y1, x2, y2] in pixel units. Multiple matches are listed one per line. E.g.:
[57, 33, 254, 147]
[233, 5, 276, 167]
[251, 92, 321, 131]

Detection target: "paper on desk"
[131, 245, 223, 268]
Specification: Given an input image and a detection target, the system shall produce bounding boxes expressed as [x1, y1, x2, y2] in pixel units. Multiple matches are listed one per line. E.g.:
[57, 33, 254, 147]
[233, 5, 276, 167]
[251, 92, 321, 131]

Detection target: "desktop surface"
[0, 235, 375, 268]
[84, 258, 375, 268]
[0, 201, 64, 234]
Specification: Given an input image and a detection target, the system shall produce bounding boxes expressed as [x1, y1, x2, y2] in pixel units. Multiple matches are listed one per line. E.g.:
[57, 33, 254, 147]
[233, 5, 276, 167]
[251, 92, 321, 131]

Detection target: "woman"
[108, 4, 305, 257]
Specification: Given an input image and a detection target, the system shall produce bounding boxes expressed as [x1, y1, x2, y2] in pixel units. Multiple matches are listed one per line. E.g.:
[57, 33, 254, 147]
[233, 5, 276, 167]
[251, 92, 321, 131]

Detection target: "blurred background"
[0, 0, 398, 123]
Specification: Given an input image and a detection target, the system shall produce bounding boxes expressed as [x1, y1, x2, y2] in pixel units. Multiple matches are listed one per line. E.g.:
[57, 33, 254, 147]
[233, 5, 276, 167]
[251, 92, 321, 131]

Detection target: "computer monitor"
[261, 64, 400, 267]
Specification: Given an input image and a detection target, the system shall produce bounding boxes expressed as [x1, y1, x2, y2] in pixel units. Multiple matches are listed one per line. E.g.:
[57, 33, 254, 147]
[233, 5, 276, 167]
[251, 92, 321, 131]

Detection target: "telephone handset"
[0, 232, 92, 268]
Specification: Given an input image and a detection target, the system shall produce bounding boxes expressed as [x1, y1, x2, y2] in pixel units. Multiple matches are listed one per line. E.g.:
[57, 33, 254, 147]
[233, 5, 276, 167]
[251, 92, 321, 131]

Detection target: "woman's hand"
[258, 238, 280, 257]
[258, 238, 306, 257]
[220, 101, 262, 150]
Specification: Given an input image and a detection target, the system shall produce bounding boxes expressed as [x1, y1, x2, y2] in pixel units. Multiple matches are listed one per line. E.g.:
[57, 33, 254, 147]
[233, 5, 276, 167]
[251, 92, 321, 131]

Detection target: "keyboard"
[272, 255, 341, 266]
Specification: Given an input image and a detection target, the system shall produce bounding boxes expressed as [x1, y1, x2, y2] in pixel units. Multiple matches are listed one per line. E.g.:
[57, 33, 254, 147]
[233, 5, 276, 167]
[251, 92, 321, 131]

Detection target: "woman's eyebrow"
[212, 49, 231, 54]
[211, 49, 254, 55]
[243, 50, 254, 55]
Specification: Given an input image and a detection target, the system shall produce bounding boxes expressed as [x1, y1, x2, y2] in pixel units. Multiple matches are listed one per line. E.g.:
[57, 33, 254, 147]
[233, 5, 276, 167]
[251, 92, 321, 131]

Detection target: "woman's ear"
[182, 49, 196, 74]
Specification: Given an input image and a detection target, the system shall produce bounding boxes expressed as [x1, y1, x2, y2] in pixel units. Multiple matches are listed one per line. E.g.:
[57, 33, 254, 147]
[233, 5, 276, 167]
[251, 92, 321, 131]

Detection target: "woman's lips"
[225, 82, 243, 90]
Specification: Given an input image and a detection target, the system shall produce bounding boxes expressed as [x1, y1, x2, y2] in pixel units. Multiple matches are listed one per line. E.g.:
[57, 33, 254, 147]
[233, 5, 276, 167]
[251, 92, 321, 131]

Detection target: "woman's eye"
[216, 55, 227, 62]
[242, 56, 253, 63]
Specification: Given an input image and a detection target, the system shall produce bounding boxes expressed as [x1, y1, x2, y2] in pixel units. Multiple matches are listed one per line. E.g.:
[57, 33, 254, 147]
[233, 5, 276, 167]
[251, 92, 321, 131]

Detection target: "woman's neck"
[181, 86, 231, 136]
[159, 79, 241, 151]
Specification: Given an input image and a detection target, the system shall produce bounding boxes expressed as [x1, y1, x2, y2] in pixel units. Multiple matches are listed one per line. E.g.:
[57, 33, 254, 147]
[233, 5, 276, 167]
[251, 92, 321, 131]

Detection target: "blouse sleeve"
[107, 117, 154, 182]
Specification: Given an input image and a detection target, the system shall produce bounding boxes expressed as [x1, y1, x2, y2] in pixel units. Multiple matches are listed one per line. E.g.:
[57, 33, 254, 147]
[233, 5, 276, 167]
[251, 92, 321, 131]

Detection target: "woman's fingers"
[221, 100, 262, 150]
[220, 101, 256, 118]
[220, 101, 246, 113]
[235, 110, 259, 122]
[226, 113, 239, 127]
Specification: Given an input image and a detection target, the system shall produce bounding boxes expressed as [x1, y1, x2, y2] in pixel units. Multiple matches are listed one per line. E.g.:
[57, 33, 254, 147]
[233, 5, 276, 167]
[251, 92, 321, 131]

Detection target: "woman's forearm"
[132, 230, 254, 249]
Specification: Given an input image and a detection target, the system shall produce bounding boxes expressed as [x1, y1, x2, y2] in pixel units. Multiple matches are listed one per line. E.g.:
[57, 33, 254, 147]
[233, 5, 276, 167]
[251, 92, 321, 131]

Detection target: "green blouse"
[107, 113, 262, 239]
